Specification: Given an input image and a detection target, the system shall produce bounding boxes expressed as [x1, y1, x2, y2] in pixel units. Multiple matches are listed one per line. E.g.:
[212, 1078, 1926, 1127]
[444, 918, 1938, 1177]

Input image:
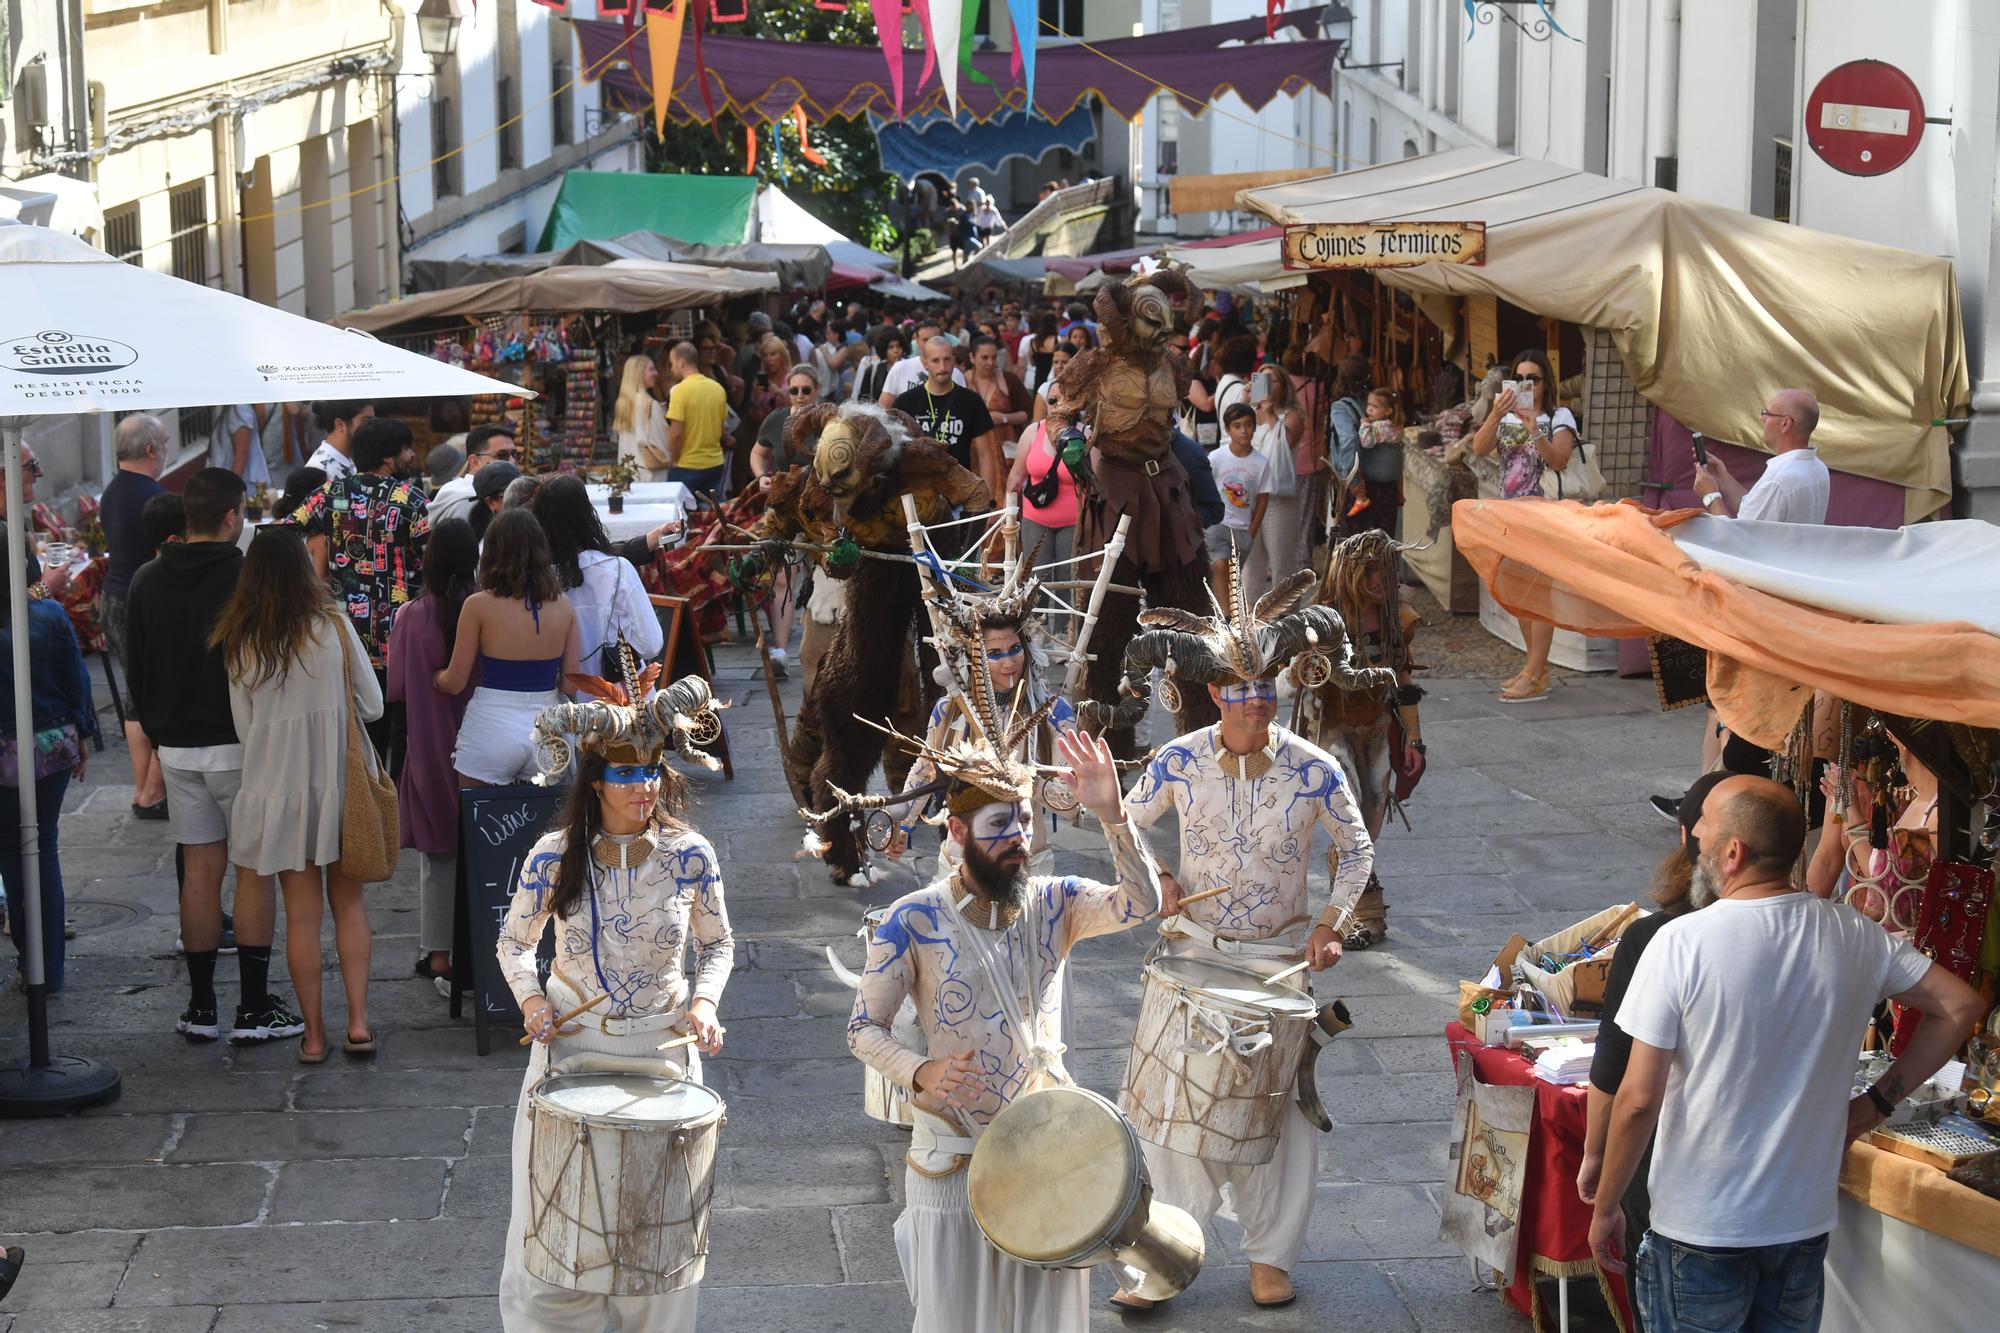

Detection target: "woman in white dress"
[497, 681, 734, 1333]
[613, 354, 672, 483]
[531, 475, 664, 684]
[213, 526, 383, 1062]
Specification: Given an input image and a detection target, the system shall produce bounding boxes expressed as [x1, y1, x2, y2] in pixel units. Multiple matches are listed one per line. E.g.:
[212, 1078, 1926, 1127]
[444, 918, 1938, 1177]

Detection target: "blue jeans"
[1636, 1230, 1829, 1333]
[0, 768, 72, 992]
[668, 464, 726, 499]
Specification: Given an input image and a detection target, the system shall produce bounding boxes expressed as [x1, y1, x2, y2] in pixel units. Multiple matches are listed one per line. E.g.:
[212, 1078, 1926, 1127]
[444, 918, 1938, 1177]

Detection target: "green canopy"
[537, 171, 757, 252]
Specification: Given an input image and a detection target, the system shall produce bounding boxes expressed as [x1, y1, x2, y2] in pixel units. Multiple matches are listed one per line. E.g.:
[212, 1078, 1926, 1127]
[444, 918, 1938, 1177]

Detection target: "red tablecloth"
[1446, 1022, 1633, 1331]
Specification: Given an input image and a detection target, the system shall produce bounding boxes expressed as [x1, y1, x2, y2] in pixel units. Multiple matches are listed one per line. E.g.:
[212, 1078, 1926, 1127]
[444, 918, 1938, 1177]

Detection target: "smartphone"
[1501, 380, 1523, 418]
[1690, 432, 1708, 466]
[1251, 372, 1271, 404]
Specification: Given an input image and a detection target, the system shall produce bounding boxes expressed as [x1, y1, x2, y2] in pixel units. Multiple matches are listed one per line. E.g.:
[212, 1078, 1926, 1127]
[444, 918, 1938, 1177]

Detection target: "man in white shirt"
[303, 400, 374, 481]
[1590, 775, 1982, 1331]
[1692, 388, 1831, 523]
[878, 319, 965, 406]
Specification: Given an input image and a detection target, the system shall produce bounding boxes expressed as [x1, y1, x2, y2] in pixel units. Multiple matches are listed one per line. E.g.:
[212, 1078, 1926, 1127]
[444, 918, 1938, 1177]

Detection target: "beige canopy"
[335, 261, 779, 333]
[1238, 148, 1970, 523]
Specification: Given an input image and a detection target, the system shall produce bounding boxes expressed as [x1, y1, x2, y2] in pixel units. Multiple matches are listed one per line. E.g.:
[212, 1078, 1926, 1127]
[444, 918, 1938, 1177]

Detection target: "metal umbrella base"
[0, 1053, 121, 1119]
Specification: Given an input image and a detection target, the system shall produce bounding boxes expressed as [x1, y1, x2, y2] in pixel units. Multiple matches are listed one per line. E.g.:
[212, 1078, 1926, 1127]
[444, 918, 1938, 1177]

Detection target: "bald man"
[1589, 775, 1981, 1331]
[1692, 387, 1830, 522]
[894, 335, 1002, 497]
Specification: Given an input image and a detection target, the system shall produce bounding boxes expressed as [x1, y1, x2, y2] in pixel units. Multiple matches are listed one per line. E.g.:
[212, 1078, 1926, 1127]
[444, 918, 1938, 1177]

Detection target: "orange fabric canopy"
[1450, 499, 2000, 747]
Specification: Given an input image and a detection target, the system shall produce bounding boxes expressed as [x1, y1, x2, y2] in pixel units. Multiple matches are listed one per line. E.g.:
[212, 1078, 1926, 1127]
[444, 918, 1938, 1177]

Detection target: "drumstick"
[1265, 957, 1314, 986]
[1170, 883, 1235, 910]
[656, 1033, 699, 1053]
[1584, 903, 1641, 953]
[517, 992, 609, 1046]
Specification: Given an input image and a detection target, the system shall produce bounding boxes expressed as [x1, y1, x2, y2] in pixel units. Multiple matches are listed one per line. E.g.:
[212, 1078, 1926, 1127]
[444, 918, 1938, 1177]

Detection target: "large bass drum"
[524, 1071, 725, 1294]
[1119, 952, 1318, 1166]
[966, 1083, 1205, 1301]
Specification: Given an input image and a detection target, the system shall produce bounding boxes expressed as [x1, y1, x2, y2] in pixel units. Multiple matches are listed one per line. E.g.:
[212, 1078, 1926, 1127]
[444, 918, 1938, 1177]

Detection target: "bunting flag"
[795, 105, 829, 166]
[534, 0, 570, 10]
[958, 0, 994, 89]
[746, 123, 758, 173]
[601, 0, 635, 13]
[927, 0, 962, 111]
[711, 0, 748, 20]
[1006, 0, 1038, 110]
[912, 0, 937, 94]
[869, 0, 906, 117]
[645, 1, 690, 138]
[1266, 0, 1283, 36]
[691, 1, 720, 126]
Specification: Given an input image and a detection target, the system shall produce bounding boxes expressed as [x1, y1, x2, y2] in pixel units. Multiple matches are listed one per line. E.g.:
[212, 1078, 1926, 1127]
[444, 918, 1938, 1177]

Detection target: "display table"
[591, 480, 692, 543]
[1445, 1023, 1634, 1331]
[1824, 1141, 2000, 1331]
[1399, 443, 1488, 612]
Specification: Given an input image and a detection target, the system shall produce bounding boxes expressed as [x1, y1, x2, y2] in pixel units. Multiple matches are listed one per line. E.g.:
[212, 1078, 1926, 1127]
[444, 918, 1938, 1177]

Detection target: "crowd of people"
[0, 273, 1987, 1333]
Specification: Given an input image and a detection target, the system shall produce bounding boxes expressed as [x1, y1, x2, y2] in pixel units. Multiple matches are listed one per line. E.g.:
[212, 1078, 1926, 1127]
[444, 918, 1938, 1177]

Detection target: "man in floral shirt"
[292, 416, 428, 770]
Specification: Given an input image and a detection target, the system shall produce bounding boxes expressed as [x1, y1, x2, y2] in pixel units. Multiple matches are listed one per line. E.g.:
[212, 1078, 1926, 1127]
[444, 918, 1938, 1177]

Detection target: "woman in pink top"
[999, 375, 1081, 573]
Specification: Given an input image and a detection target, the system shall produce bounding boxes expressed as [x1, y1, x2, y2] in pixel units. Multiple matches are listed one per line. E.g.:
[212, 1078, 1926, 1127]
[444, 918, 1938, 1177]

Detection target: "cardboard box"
[1513, 903, 1646, 1018]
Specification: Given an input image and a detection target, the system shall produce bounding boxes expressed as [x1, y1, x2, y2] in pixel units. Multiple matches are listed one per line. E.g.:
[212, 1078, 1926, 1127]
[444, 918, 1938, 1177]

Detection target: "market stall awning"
[1237, 147, 1969, 523]
[1450, 499, 2000, 746]
[1170, 167, 1327, 216]
[575, 10, 1339, 126]
[334, 262, 778, 335]
[1162, 227, 1298, 292]
[411, 228, 831, 293]
[537, 171, 758, 251]
[870, 107, 1098, 183]
[938, 256, 1049, 289]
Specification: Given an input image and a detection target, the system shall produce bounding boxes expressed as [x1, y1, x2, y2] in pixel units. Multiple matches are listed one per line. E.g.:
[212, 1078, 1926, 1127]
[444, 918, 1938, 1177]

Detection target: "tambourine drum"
[1119, 952, 1318, 1166]
[967, 1084, 1205, 1301]
[525, 1072, 725, 1294]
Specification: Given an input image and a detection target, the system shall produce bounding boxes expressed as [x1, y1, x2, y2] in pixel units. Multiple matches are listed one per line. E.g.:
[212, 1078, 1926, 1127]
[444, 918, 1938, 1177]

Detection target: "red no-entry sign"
[1805, 59, 1926, 177]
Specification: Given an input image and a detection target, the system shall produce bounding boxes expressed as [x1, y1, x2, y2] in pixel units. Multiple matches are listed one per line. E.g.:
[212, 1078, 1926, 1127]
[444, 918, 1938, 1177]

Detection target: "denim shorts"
[1203, 522, 1253, 563]
[1635, 1230, 1829, 1333]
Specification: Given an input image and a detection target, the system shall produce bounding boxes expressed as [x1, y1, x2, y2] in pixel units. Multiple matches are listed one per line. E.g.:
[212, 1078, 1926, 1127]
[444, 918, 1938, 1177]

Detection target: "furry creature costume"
[1044, 270, 1219, 753]
[757, 402, 993, 881]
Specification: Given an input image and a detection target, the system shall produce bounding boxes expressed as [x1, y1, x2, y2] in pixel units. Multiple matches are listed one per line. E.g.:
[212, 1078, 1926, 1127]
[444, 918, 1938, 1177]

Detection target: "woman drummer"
[497, 678, 734, 1333]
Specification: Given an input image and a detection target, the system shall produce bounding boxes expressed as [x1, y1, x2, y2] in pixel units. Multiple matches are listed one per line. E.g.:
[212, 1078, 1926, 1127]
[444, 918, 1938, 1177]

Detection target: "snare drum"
[1119, 953, 1318, 1166]
[524, 1072, 725, 1295]
[967, 1083, 1205, 1301]
[830, 906, 923, 1127]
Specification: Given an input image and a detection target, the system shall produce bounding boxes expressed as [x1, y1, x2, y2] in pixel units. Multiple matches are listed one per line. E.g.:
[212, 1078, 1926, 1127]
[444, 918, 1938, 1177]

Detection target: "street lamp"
[415, 0, 470, 67]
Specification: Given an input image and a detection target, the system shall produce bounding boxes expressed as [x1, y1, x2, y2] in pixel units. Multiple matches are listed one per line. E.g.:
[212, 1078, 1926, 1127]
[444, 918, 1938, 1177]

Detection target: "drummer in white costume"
[846, 722, 1160, 1333]
[496, 677, 734, 1333]
[1104, 567, 1388, 1311]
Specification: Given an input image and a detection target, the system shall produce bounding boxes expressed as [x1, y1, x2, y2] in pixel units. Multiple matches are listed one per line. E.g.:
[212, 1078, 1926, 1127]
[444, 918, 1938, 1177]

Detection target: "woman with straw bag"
[215, 526, 390, 1063]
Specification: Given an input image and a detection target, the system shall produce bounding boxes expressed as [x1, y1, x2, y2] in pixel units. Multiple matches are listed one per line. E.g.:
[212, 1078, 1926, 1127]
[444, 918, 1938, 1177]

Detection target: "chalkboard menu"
[1647, 635, 1709, 712]
[458, 783, 566, 1055]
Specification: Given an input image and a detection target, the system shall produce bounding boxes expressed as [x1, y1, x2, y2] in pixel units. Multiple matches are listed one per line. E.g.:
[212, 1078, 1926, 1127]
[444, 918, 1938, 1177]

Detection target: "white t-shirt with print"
[1616, 893, 1931, 1248]
[305, 439, 356, 481]
[881, 355, 965, 400]
[1209, 447, 1271, 530]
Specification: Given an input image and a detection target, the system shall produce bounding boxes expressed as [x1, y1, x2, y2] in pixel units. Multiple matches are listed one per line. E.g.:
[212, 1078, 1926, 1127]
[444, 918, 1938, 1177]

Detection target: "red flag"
[795, 105, 828, 166]
[869, 0, 905, 117]
[746, 123, 758, 173]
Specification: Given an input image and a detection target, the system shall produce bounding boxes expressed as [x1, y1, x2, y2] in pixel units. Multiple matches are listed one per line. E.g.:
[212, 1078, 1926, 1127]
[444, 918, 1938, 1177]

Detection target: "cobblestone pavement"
[0, 641, 1700, 1331]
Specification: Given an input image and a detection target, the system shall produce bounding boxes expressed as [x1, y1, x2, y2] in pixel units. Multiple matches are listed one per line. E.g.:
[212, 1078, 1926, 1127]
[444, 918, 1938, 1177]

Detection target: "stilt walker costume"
[1105, 567, 1394, 1309]
[497, 676, 733, 1333]
[842, 698, 1162, 1333]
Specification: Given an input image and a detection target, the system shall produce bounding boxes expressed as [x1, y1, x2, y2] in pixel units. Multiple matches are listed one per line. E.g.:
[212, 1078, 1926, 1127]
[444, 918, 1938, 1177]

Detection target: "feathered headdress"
[1082, 556, 1398, 728]
[529, 675, 725, 784]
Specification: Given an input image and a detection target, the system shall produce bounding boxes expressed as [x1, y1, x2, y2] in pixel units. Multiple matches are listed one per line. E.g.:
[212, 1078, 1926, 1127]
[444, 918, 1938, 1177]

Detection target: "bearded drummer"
[1106, 569, 1385, 1311]
[846, 725, 1160, 1333]
[496, 680, 734, 1333]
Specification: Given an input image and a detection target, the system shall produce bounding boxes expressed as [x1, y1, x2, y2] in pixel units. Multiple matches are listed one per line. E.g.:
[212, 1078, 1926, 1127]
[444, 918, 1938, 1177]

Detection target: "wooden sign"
[1647, 635, 1709, 712]
[455, 782, 567, 1054]
[1282, 220, 1487, 271]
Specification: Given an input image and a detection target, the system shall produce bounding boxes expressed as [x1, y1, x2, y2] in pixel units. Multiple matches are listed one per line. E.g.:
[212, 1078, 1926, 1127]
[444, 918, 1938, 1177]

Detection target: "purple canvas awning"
[575, 9, 1341, 126]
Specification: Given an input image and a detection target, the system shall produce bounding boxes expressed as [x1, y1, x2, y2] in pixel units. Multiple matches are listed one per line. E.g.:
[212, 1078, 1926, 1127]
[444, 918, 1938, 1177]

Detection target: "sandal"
[1499, 670, 1550, 704]
[297, 1041, 330, 1065]
[343, 1032, 378, 1055]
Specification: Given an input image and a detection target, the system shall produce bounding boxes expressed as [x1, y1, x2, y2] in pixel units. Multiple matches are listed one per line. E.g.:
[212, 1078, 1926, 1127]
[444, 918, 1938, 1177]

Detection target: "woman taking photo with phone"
[1244, 362, 1303, 602]
[1468, 347, 1575, 704]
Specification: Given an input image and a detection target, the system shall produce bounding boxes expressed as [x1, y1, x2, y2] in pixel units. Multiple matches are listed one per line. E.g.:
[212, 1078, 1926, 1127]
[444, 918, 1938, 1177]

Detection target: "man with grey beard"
[1589, 775, 1982, 1333]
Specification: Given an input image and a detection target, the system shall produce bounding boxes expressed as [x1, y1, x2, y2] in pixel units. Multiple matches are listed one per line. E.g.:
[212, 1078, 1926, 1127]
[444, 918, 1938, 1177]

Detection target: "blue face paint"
[1219, 680, 1277, 705]
[603, 763, 664, 786]
[984, 643, 1025, 663]
[968, 802, 1028, 849]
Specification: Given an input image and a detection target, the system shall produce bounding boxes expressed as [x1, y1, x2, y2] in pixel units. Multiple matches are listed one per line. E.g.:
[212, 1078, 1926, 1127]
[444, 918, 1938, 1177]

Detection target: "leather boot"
[1249, 1262, 1295, 1307]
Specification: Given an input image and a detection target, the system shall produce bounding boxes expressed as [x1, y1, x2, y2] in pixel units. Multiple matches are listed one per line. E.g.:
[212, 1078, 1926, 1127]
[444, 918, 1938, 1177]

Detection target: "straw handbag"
[333, 635, 398, 884]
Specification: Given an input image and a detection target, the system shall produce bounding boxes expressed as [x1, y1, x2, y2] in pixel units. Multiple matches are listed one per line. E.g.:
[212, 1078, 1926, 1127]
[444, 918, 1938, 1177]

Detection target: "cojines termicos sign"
[1280, 221, 1487, 271]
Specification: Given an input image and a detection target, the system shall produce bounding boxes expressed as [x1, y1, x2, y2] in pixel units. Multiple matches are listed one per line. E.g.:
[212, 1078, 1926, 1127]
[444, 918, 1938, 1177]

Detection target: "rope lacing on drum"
[1175, 992, 1273, 1086]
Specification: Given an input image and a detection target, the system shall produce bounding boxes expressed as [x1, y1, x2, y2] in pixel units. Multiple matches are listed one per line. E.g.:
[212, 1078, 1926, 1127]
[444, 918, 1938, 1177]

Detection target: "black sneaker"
[177, 1005, 221, 1041]
[0, 1245, 24, 1302]
[1649, 794, 1682, 823]
[229, 996, 306, 1044]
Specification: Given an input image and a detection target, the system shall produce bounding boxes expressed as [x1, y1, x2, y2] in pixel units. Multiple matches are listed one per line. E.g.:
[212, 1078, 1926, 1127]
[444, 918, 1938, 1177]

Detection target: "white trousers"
[499, 1026, 706, 1332]
[894, 1166, 1091, 1333]
[1243, 494, 1305, 602]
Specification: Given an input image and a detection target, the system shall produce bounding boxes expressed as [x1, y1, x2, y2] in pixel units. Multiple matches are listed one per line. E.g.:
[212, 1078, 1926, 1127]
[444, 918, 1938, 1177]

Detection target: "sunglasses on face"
[1516, 374, 1544, 384]
[1219, 680, 1277, 705]
[1758, 409, 1792, 422]
[21, 455, 43, 480]
[787, 386, 816, 397]
[483, 448, 519, 463]
[603, 763, 665, 785]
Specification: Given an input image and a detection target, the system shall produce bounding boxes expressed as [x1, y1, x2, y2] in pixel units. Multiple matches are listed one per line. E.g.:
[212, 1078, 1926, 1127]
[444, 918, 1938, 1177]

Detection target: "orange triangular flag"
[795, 105, 828, 167]
[646, 1, 689, 138]
[746, 122, 758, 173]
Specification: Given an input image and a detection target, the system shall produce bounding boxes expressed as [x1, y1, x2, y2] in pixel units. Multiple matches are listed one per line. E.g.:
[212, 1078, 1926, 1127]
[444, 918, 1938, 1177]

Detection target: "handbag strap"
[334, 623, 382, 781]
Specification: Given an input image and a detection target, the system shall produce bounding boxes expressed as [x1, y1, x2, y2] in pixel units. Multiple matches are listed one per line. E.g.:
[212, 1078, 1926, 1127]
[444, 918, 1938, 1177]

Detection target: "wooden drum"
[525, 1071, 725, 1294]
[967, 1083, 1205, 1301]
[1119, 953, 1318, 1166]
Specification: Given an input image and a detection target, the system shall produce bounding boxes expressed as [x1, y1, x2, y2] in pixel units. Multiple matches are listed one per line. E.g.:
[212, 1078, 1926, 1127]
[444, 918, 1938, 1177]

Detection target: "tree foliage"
[637, 3, 904, 251]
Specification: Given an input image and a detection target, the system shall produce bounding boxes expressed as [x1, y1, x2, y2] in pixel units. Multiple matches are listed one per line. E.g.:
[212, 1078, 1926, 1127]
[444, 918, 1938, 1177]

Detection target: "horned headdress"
[529, 675, 726, 784]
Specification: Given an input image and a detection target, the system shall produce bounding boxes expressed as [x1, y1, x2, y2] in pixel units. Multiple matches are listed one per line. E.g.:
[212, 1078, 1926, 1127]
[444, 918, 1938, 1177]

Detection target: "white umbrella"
[0, 219, 529, 1114]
